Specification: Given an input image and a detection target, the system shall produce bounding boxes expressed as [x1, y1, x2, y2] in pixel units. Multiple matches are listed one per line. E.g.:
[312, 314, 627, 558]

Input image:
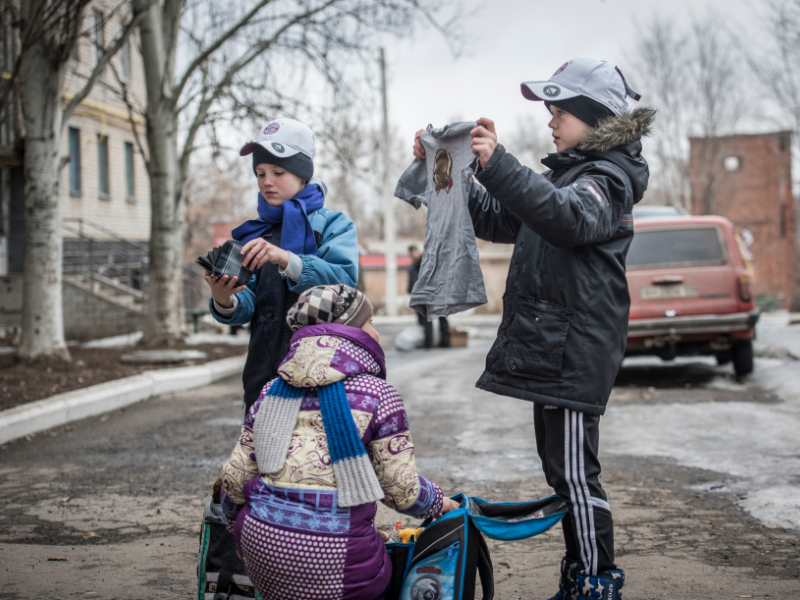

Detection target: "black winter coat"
[240, 225, 301, 408]
[469, 108, 655, 415]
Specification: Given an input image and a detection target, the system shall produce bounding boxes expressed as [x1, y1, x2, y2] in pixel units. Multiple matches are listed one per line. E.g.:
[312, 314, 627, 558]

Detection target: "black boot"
[575, 569, 625, 600]
[546, 557, 582, 600]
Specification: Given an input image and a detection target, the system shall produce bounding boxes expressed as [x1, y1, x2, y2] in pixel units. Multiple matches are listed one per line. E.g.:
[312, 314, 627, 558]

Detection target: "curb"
[0, 354, 246, 445]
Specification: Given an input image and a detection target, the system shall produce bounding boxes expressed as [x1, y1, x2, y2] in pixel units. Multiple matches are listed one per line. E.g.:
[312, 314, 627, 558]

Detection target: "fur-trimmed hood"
[581, 107, 656, 152]
[546, 106, 657, 204]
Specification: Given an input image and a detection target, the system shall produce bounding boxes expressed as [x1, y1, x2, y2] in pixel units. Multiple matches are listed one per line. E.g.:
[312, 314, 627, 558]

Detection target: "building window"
[98, 134, 109, 198]
[723, 156, 740, 172]
[68, 127, 81, 195]
[120, 36, 130, 82]
[125, 141, 135, 201]
[93, 10, 104, 66]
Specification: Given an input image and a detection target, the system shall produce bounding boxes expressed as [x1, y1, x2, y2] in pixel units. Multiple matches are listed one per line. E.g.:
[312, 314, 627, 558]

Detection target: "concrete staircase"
[58, 219, 209, 340]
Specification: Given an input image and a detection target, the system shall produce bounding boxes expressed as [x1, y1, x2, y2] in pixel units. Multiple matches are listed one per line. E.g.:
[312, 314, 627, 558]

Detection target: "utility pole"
[380, 47, 397, 316]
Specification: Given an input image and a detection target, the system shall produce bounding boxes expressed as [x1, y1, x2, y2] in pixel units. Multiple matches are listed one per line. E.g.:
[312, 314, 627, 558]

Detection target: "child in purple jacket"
[219, 284, 458, 600]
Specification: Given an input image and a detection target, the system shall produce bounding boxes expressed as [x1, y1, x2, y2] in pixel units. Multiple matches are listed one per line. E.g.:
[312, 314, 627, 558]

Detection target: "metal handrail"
[61, 220, 207, 308]
[62, 217, 148, 254]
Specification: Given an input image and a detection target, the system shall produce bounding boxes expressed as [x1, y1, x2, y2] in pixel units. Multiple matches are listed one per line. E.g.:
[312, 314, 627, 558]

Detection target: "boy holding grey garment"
[413, 58, 655, 600]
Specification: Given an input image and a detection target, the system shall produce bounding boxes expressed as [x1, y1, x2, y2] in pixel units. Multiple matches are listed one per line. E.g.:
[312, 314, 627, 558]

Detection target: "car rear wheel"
[732, 340, 754, 377]
[715, 351, 731, 366]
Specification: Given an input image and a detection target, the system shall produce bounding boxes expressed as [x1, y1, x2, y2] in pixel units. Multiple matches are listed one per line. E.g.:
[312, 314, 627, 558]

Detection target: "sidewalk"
[0, 354, 245, 445]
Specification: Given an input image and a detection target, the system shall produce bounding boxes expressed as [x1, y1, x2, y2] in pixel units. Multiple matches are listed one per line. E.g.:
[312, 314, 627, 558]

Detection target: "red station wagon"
[625, 214, 760, 376]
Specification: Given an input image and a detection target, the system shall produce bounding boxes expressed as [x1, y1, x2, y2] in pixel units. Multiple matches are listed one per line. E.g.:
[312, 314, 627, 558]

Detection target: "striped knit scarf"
[252, 377, 385, 508]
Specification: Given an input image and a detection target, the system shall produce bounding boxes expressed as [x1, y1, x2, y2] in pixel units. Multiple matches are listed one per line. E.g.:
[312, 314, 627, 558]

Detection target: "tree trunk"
[135, 1, 186, 348]
[16, 29, 70, 363]
[140, 104, 185, 347]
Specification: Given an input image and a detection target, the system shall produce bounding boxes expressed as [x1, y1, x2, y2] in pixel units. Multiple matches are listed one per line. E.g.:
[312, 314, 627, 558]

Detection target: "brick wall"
[689, 131, 796, 308]
[63, 280, 145, 341]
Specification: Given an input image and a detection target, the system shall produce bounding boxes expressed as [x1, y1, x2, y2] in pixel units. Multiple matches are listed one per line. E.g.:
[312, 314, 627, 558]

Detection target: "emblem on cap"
[271, 142, 285, 153]
[543, 85, 560, 98]
[553, 61, 572, 76]
[264, 122, 280, 135]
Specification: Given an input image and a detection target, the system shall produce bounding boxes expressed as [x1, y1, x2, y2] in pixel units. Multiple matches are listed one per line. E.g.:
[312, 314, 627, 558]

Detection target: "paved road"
[1, 317, 799, 599]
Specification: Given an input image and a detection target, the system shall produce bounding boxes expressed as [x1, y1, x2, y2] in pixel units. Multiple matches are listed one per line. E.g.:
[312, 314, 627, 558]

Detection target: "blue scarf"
[252, 377, 384, 508]
[231, 183, 325, 256]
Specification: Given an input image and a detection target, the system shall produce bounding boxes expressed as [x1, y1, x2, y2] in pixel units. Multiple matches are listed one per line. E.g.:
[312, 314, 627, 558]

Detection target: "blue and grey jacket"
[210, 187, 359, 408]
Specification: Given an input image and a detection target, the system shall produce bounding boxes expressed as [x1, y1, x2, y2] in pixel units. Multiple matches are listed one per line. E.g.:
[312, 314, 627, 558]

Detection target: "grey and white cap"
[239, 118, 316, 160]
[521, 58, 641, 116]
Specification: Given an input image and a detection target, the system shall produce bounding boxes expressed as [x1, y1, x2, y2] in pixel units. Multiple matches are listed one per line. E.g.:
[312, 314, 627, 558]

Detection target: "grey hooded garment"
[395, 122, 487, 320]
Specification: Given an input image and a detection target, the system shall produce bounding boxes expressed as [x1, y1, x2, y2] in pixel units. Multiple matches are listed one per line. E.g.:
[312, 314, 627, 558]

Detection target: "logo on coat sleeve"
[573, 178, 609, 207]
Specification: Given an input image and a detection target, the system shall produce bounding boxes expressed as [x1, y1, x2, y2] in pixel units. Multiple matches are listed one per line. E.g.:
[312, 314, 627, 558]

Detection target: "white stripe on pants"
[564, 409, 599, 576]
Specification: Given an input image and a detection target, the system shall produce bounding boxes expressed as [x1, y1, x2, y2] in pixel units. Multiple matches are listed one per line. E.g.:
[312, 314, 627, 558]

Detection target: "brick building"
[688, 131, 797, 309]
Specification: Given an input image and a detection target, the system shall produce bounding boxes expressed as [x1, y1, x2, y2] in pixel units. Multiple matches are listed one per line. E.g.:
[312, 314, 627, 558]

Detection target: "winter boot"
[575, 569, 625, 600]
[546, 557, 583, 600]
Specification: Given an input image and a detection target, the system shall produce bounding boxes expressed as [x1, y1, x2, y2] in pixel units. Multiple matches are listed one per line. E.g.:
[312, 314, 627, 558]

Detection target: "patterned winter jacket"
[219, 323, 443, 600]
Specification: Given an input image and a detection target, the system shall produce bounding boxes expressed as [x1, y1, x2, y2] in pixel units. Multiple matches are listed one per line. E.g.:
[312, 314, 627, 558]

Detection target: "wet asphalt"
[0, 317, 799, 599]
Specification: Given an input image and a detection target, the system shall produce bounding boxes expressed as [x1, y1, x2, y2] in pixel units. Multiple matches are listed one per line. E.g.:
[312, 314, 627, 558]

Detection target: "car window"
[627, 227, 727, 269]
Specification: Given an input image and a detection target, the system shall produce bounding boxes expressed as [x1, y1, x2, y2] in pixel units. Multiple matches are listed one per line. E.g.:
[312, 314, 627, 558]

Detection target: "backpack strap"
[475, 531, 494, 600]
[462, 520, 495, 600]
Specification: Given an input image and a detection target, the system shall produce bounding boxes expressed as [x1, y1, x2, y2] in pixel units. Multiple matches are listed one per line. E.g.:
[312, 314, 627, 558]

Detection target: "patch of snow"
[82, 332, 143, 348]
[740, 486, 800, 531]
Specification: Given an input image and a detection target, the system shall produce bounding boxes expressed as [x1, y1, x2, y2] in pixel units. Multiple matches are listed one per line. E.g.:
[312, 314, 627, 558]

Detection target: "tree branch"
[161, 0, 187, 100]
[173, 0, 274, 101]
[178, 0, 340, 172]
[62, 2, 150, 124]
[108, 60, 151, 176]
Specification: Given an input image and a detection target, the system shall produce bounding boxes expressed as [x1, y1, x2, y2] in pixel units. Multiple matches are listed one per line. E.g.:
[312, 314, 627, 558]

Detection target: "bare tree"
[689, 18, 748, 215]
[504, 114, 553, 175]
[184, 157, 253, 264]
[631, 14, 747, 211]
[0, 0, 144, 363]
[126, 0, 460, 347]
[631, 17, 692, 208]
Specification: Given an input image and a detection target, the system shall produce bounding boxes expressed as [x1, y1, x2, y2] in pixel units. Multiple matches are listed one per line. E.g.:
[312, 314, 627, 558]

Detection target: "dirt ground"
[0, 344, 246, 411]
[0, 332, 799, 599]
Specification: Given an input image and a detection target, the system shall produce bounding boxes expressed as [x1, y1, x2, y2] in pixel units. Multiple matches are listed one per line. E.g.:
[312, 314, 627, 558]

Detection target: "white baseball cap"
[521, 58, 641, 117]
[239, 118, 316, 160]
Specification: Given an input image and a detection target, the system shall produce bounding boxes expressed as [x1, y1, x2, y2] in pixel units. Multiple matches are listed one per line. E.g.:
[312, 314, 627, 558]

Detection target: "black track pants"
[533, 403, 616, 576]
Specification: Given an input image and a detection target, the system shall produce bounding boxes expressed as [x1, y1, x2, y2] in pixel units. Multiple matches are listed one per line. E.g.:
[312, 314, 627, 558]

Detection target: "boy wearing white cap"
[207, 118, 359, 412]
[414, 59, 655, 600]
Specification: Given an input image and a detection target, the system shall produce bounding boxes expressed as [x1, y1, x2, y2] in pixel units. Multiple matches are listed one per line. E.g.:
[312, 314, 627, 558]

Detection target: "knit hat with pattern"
[286, 284, 373, 331]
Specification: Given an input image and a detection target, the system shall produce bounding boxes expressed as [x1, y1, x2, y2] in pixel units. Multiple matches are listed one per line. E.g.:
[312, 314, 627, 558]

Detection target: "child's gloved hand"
[470, 118, 498, 169]
[204, 271, 247, 308]
[240, 238, 290, 270]
[435, 497, 461, 519]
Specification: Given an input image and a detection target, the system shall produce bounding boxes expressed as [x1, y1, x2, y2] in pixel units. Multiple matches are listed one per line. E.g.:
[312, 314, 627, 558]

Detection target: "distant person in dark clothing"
[407, 245, 450, 349]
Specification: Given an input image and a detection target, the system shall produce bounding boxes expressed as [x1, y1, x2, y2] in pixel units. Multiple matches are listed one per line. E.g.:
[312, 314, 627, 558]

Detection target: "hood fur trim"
[580, 107, 657, 152]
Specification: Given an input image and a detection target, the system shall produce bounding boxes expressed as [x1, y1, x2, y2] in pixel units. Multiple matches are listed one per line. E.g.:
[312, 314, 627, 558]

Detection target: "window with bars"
[120, 36, 130, 82]
[93, 10, 104, 66]
[69, 128, 81, 195]
[125, 142, 135, 201]
[98, 134, 109, 198]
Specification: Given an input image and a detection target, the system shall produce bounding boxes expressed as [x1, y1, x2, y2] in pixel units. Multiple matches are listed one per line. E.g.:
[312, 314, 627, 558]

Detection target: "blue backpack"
[385, 493, 567, 600]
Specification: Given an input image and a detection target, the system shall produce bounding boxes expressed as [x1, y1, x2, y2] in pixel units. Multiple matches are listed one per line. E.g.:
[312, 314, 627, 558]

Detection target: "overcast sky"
[383, 0, 761, 153]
